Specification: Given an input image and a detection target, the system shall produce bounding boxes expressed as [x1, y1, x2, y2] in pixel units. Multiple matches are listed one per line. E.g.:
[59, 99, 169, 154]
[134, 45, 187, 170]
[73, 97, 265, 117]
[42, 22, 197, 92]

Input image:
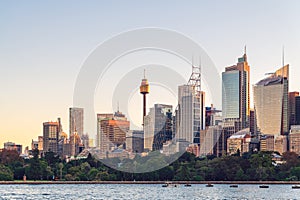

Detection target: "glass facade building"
[222, 52, 250, 130]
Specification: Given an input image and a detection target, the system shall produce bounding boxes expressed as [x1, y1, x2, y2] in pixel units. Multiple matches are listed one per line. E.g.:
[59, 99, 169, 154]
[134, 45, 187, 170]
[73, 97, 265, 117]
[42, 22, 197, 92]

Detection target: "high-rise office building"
[69, 107, 84, 137]
[253, 65, 289, 136]
[249, 109, 256, 137]
[289, 92, 299, 126]
[176, 85, 205, 146]
[43, 120, 60, 153]
[296, 96, 300, 125]
[222, 50, 250, 130]
[96, 111, 129, 153]
[144, 104, 173, 151]
[222, 50, 250, 129]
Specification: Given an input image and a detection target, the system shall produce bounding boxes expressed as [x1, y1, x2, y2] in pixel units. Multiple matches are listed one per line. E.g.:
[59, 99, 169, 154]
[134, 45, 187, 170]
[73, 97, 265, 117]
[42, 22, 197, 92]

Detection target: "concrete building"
[249, 109, 256, 137]
[253, 65, 289, 136]
[289, 92, 299, 127]
[227, 128, 251, 155]
[144, 104, 173, 151]
[96, 111, 129, 153]
[186, 144, 200, 157]
[176, 84, 205, 146]
[296, 96, 300, 125]
[260, 135, 275, 152]
[69, 107, 84, 137]
[222, 50, 250, 130]
[126, 130, 144, 153]
[43, 120, 60, 153]
[289, 125, 300, 155]
[274, 135, 287, 155]
[4, 142, 22, 154]
[200, 125, 222, 156]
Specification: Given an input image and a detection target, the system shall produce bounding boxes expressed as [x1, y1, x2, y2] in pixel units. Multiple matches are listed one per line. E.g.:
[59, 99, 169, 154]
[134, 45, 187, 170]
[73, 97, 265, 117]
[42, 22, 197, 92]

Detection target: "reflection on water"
[0, 184, 299, 200]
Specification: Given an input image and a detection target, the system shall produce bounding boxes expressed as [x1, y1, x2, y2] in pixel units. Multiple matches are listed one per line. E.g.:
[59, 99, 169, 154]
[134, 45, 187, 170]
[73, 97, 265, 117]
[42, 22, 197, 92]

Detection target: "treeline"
[1, 149, 300, 181]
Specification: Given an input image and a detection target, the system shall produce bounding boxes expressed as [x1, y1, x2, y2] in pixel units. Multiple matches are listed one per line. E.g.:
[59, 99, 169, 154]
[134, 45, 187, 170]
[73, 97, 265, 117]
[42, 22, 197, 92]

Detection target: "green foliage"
[0, 164, 14, 181]
[2, 149, 300, 181]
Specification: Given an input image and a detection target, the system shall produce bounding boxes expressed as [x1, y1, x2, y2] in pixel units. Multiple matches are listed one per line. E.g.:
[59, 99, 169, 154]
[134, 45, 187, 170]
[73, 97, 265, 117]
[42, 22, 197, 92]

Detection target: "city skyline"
[1, 1, 300, 148]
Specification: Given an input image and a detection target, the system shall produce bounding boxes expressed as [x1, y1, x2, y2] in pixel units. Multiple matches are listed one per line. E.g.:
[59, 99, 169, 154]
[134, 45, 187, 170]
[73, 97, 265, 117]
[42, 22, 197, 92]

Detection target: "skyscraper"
[222, 49, 250, 130]
[176, 85, 205, 145]
[96, 111, 129, 152]
[69, 107, 84, 137]
[289, 91, 299, 126]
[143, 104, 173, 151]
[296, 96, 300, 125]
[43, 120, 60, 153]
[253, 65, 289, 136]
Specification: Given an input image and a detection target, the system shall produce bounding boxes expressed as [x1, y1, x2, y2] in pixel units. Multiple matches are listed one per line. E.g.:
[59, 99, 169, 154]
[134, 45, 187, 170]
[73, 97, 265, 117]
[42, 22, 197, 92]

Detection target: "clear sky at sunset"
[1, 1, 300, 148]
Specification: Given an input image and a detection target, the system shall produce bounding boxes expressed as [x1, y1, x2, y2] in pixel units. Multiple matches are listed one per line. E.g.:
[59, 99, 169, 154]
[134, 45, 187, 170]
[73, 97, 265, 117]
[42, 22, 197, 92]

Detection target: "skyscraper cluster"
[9, 47, 300, 160]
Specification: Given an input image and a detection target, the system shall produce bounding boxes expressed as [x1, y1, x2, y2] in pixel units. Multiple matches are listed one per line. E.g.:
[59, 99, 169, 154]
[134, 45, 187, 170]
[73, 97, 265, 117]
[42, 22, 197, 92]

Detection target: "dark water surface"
[0, 184, 299, 200]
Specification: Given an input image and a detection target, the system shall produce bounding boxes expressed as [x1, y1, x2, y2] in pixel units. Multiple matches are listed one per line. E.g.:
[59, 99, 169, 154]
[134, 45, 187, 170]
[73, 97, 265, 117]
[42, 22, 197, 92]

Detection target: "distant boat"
[259, 185, 269, 188]
[184, 183, 192, 187]
[206, 183, 214, 187]
[292, 185, 300, 189]
[162, 182, 178, 188]
[230, 184, 238, 188]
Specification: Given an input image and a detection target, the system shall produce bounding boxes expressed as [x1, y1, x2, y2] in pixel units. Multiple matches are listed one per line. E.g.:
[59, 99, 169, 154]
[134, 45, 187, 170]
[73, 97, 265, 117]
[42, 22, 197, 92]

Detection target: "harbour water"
[0, 184, 300, 200]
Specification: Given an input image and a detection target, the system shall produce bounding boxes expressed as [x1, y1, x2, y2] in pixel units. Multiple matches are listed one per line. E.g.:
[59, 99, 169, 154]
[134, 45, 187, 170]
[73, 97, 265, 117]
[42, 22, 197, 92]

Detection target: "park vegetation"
[1, 148, 300, 182]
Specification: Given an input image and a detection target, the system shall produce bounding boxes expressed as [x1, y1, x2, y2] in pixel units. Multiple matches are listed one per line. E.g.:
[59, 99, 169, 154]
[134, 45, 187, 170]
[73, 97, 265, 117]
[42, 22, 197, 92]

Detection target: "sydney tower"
[140, 70, 149, 126]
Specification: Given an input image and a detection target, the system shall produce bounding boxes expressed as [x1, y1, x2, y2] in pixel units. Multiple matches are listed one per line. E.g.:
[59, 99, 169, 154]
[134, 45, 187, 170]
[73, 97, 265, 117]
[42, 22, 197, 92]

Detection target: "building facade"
[295, 96, 300, 125]
[96, 111, 129, 153]
[144, 104, 173, 151]
[289, 92, 299, 127]
[222, 51, 250, 130]
[253, 65, 289, 136]
[43, 121, 60, 153]
[176, 85, 205, 146]
[227, 128, 251, 155]
[69, 107, 84, 137]
[200, 125, 222, 156]
[289, 125, 300, 155]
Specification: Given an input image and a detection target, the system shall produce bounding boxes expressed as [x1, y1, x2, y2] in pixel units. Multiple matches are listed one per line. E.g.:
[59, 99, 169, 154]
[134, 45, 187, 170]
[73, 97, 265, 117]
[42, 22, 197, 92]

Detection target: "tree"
[0, 149, 21, 165]
[27, 150, 42, 180]
[0, 164, 14, 181]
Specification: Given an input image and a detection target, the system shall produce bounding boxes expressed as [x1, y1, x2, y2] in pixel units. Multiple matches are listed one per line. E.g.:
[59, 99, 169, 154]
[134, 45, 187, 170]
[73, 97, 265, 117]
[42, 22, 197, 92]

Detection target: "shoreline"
[1, 181, 300, 185]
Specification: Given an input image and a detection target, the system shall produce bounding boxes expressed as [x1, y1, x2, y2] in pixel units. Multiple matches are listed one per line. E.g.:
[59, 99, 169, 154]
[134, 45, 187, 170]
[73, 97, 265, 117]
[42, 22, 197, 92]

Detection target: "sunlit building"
[260, 135, 274, 152]
[4, 142, 22, 155]
[43, 120, 60, 153]
[222, 50, 250, 130]
[253, 65, 289, 136]
[227, 128, 251, 155]
[96, 111, 129, 153]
